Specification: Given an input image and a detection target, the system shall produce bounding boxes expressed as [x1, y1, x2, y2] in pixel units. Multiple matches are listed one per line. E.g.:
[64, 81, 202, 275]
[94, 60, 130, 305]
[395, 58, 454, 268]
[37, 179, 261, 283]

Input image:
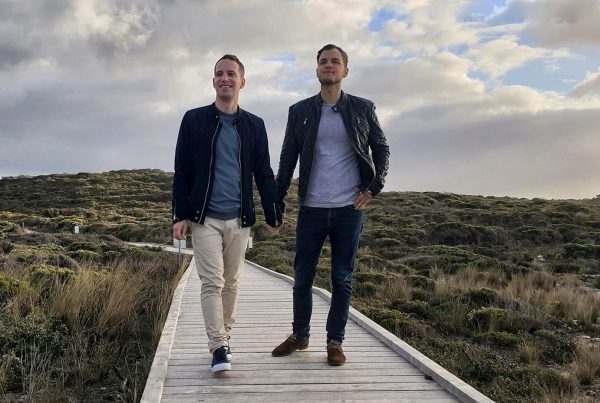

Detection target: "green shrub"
[406, 275, 435, 290]
[551, 260, 583, 274]
[427, 222, 476, 245]
[532, 329, 576, 364]
[564, 243, 600, 259]
[515, 226, 560, 244]
[69, 249, 102, 261]
[0, 220, 17, 234]
[361, 307, 423, 338]
[66, 241, 103, 253]
[373, 237, 403, 248]
[27, 264, 75, 288]
[474, 331, 520, 348]
[389, 299, 433, 320]
[354, 272, 390, 284]
[0, 313, 69, 358]
[466, 287, 502, 308]
[467, 307, 510, 333]
[358, 254, 391, 268]
[0, 352, 22, 392]
[0, 239, 13, 254]
[411, 337, 514, 384]
[354, 281, 378, 298]
[0, 273, 29, 303]
[410, 289, 433, 302]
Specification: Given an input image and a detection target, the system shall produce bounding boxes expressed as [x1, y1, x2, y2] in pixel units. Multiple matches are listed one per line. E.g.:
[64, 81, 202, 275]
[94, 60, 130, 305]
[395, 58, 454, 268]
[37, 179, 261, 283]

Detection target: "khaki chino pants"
[191, 217, 250, 353]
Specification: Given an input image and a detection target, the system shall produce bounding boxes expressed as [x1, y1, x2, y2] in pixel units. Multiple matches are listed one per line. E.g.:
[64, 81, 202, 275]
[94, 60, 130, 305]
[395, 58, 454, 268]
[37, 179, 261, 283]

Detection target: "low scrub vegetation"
[0, 230, 187, 401]
[2, 170, 600, 402]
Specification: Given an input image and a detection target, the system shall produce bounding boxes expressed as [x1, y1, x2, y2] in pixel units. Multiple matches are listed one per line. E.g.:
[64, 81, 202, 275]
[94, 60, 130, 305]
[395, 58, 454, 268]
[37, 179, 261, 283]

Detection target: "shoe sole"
[211, 362, 231, 372]
[328, 361, 345, 366]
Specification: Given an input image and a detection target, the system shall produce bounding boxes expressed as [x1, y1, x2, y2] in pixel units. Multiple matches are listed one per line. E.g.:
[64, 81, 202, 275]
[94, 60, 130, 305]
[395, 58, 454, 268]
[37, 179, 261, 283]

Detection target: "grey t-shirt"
[304, 104, 360, 207]
[206, 112, 241, 220]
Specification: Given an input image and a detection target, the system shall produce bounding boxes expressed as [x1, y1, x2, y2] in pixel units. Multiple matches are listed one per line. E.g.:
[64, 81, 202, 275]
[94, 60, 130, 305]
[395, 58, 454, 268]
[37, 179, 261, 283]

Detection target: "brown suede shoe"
[272, 334, 309, 356]
[327, 340, 346, 366]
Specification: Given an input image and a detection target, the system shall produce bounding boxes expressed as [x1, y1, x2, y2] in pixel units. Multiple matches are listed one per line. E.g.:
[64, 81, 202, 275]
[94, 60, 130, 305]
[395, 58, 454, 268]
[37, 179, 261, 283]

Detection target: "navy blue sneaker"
[211, 346, 231, 373]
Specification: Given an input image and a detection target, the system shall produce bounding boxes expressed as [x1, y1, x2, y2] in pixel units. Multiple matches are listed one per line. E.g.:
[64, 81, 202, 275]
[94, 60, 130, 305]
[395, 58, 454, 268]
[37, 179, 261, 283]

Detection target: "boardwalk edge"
[140, 257, 194, 403]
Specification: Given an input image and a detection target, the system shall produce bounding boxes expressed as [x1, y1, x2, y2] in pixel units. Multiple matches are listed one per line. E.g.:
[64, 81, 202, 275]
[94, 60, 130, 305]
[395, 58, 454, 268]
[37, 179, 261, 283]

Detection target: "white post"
[247, 236, 253, 249]
[74, 225, 80, 234]
[173, 239, 186, 249]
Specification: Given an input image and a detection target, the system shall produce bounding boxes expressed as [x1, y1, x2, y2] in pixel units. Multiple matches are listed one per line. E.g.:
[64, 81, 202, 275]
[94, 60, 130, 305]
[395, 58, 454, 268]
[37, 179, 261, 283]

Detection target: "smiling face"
[316, 48, 348, 86]
[213, 58, 245, 103]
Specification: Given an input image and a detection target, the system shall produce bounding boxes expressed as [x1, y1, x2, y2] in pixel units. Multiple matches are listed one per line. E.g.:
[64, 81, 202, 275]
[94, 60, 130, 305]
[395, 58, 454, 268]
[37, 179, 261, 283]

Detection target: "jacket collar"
[316, 90, 347, 112]
[210, 102, 243, 120]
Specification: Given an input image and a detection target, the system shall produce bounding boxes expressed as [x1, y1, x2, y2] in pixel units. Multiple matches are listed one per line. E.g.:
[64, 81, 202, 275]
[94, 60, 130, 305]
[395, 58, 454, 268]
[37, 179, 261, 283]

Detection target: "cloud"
[381, 0, 480, 54]
[571, 67, 600, 97]
[1, 0, 599, 199]
[386, 102, 600, 199]
[495, 0, 600, 47]
[467, 34, 568, 79]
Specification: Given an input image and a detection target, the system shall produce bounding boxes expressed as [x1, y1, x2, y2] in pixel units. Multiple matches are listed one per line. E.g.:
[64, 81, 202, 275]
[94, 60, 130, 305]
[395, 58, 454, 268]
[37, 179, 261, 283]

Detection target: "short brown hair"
[317, 44, 348, 67]
[214, 54, 245, 77]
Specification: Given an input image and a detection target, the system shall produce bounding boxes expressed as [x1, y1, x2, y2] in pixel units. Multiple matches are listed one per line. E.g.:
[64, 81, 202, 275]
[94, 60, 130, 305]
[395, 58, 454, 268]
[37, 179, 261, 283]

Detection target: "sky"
[1, 0, 600, 200]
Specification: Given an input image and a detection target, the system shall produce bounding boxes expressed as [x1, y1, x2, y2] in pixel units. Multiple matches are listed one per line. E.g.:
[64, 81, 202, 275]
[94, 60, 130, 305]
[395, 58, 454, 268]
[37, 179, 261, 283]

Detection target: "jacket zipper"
[273, 203, 279, 226]
[236, 126, 243, 228]
[200, 121, 221, 221]
[302, 115, 316, 206]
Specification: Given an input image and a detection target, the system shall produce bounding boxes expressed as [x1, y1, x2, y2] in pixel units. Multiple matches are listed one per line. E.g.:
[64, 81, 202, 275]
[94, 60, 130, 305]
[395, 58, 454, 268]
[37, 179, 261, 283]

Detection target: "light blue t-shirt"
[304, 104, 360, 207]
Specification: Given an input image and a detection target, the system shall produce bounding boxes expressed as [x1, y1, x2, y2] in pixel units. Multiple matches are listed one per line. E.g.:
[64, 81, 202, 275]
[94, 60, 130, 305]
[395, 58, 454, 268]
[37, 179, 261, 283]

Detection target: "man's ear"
[240, 77, 246, 89]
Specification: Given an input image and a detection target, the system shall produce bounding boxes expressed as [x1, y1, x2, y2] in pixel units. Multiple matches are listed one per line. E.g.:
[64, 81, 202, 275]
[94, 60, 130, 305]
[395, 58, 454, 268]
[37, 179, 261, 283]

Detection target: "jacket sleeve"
[253, 118, 283, 227]
[172, 112, 193, 223]
[366, 103, 389, 195]
[275, 106, 299, 213]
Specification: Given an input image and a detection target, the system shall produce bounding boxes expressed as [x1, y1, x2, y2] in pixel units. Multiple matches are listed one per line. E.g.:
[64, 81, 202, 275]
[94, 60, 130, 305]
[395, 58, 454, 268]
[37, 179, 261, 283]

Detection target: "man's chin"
[216, 93, 234, 102]
[318, 78, 340, 86]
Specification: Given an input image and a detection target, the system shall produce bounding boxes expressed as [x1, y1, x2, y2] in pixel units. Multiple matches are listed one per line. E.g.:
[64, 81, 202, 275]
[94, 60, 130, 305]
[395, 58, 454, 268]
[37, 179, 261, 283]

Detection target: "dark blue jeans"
[292, 205, 363, 343]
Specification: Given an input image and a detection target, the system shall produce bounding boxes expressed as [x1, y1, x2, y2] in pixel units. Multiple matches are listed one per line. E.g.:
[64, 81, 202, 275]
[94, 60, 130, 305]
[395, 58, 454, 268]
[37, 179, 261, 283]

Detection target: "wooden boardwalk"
[141, 252, 493, 403]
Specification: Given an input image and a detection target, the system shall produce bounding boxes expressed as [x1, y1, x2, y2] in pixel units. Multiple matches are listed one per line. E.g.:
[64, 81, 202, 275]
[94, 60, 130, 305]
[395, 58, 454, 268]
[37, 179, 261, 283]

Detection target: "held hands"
[266, 224, 281, 235]
[354, 190, 373, 210]
[173, 220, 189, 240]
[266, 213, 285, 235]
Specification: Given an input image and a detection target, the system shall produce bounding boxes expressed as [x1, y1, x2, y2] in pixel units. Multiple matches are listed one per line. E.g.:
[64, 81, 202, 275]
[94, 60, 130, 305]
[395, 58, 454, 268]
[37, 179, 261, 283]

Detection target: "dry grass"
[505, 273, 600, 326]
[0, 243, 187, 401]
[432, 266, 489, 297]
[573, 341, 600, 385]
[518, 340, 542, 364]
[380, 276, 411, 301]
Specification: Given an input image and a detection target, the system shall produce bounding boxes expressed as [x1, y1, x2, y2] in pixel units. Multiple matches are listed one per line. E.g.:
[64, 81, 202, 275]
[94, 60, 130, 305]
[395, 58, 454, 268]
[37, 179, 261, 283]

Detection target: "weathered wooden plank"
[161, 382, 449, 393]
[167, 354, 409, 365]
[165, 368, 424, 379]
[164, 375, 433, 387]
[166, 361, 413, 371]
[160, 390, 458, 403]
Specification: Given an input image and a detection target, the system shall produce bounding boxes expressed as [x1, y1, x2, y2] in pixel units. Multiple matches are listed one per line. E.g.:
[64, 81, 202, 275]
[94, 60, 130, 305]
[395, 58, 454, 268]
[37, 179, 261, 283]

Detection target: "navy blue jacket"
[172, 103, 282, 228]
[277, 91, 390, 211]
